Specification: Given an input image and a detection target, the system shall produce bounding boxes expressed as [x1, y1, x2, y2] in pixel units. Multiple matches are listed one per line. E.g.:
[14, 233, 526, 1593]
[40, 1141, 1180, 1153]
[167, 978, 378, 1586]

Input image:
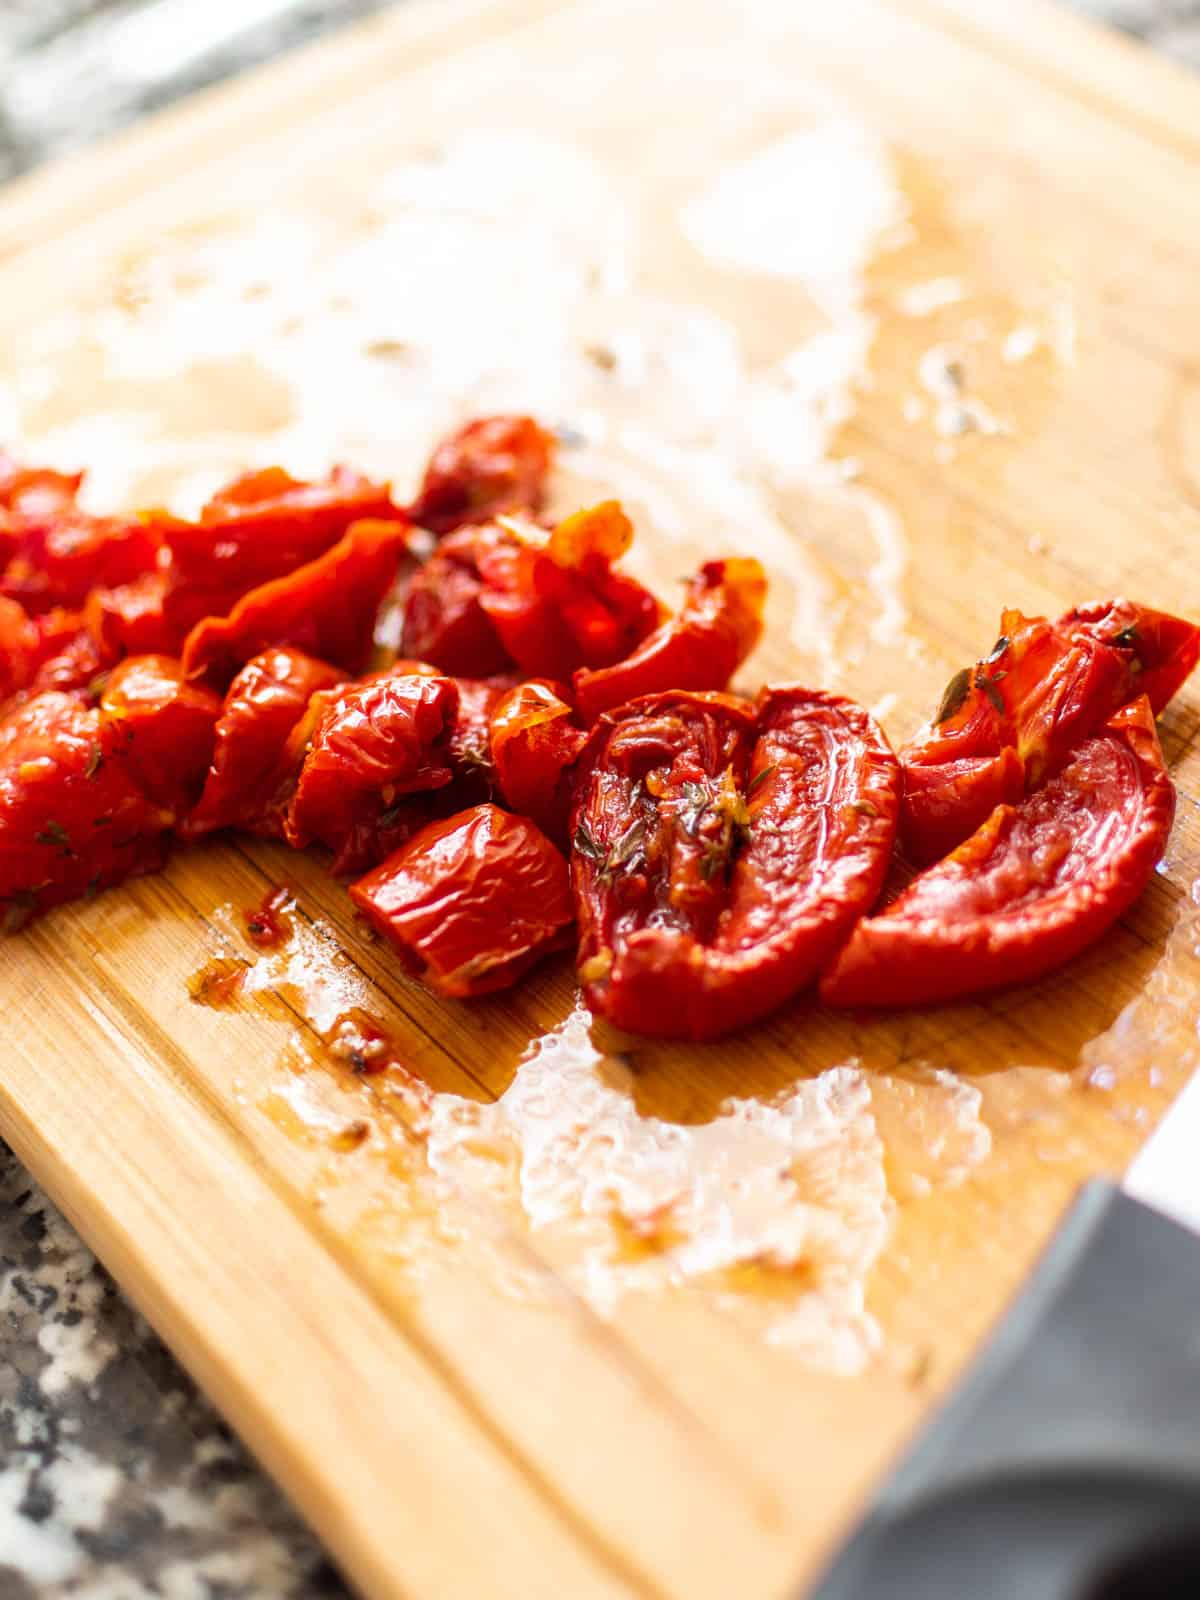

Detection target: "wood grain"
[3, 1, 1200, 1596]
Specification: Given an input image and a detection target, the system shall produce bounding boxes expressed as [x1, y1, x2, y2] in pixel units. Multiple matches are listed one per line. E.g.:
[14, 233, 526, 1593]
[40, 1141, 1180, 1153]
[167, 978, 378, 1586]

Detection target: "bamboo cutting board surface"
[5, 1, 1200, 1595]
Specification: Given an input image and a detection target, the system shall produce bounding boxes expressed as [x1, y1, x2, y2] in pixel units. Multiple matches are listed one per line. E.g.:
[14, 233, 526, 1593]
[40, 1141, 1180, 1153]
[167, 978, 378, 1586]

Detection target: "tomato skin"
[0, 691, 172, 927]
[284, 671, 459, 875]
[181, 518, 409, 688]
[401, 505, 661, 681]
[349, 803, 573, 997]
[573, 557, 766, 722]
[409, 416, 556, 536]
[490, 677, 586, 843]
[822, 697, 1173, 1009]
[181, 647, 344, 841]
[98, 656, 222, 816]
[572, 686, 899, 1040]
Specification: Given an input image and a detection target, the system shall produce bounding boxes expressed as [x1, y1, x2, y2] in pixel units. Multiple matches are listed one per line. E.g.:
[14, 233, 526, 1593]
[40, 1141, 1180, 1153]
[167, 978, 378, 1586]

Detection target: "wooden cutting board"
[5, 1, 1200, 1595]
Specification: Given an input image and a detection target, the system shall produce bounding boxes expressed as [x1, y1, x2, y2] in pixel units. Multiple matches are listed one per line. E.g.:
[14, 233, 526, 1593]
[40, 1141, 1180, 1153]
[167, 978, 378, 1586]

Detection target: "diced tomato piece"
[98, 656, 221, 816]
[490, 677, 586, 843]
[0, 690, 173, 927]
[350, 804, 573, 997]
[284, 670, 458, 875]
[182, 647, 345, 841]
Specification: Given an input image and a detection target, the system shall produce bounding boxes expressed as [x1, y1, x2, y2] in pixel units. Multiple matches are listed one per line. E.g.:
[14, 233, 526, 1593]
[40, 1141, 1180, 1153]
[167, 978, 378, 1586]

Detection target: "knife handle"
[807, 1180, 1200, 1600]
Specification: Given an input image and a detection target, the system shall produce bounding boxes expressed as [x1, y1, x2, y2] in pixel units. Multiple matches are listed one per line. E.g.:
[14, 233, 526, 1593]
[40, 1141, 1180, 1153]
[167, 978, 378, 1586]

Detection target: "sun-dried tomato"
[900, 600, 1199, 864]
[1061, 599, 1200, 716]
[284, 669, 458, 875]
[1, 505, 163, 616]
[573, 557, 766, 722]
[98, 656, 221, 817]
[181, 518, 409, 688]
[402, 502, 661, 680]
[180, 647, 344, 841]
[409, 415, 556, 535]
[490, 678, 586, 843]
[446, 676, 512, 796]
[823, 697, 1173, 1008]
[572, 686, 899, 1039]
[0, 690, 173, 927]
[350, 803, 573, 996]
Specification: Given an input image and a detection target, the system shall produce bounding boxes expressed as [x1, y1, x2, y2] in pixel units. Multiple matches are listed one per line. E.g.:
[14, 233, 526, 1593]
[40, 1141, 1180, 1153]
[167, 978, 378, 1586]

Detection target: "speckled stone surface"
[0, 0, 1196, 1594]
[0, 1162, 348, 1597]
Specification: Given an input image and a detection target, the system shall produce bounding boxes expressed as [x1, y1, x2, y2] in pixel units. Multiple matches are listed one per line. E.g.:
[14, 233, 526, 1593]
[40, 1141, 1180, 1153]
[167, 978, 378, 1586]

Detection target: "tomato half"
[823, 697, 1173, 1008]
[181, 518, 409, 687]
[181, 647, 345, 841]
[572, 686, 899, 1039]
[350, 803, 573, 997]
[409, 415, 556, 535]
[573, 556, 766, 722]
[284, 670, 458, 875]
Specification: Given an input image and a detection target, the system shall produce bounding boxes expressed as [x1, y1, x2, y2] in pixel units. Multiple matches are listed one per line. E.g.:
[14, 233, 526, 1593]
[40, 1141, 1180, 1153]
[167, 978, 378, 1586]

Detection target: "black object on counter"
[808, 1180, 1200, 1600]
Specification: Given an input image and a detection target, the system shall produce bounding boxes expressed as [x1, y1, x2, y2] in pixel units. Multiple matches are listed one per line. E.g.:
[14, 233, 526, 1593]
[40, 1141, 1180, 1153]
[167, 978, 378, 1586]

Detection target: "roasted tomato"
[447, 676, 512, 794]
[823, 698, 1173, 1008]
[0, 690, 173, 927]
[182, 648, 345, 841]
[1, 505, 163, 615]
[350, 803, 574, 997]
[400, 526, 513, 677]
[284, 670, 458, 875]
[0, 597, 41, 704]
[181, 518, 409, 687]
[1061, 599, 1200, 716]
[97, 656, 221, 816]
[0, 602, 112, 706]
[86, 569, 175, 659]
[401, 502, 661, 679]
[165, 465, 397, 634]
[409, 415, 556, 535]
[900, 600, 1199, 864]
[572, 687, 900, 1039]
[490, 678, 586, 842]
[573, 557, 766, 722]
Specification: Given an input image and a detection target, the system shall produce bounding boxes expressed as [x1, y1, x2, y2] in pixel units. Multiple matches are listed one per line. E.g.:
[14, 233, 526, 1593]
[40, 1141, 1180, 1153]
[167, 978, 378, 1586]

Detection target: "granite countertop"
[1, 0, 1198, 1595]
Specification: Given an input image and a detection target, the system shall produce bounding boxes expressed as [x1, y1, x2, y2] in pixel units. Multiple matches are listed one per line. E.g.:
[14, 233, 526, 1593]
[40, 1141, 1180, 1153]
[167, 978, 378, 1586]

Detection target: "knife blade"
[807, 1077, 1200, 1600]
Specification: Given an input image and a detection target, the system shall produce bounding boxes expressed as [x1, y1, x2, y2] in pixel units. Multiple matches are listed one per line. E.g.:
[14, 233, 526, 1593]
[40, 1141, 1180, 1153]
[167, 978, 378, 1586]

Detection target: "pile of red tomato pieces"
[2, 416, 1197, 1040]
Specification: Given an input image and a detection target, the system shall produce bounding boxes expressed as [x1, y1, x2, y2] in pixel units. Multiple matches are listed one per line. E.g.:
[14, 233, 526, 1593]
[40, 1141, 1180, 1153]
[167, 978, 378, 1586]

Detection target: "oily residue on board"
[192, 903, 991, 1376]
[3, 120, 926, 683]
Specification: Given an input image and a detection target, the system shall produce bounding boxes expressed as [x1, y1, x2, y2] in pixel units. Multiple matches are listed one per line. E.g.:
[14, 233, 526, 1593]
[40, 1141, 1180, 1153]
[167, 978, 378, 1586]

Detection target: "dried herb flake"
[935, 667, 971, 725]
